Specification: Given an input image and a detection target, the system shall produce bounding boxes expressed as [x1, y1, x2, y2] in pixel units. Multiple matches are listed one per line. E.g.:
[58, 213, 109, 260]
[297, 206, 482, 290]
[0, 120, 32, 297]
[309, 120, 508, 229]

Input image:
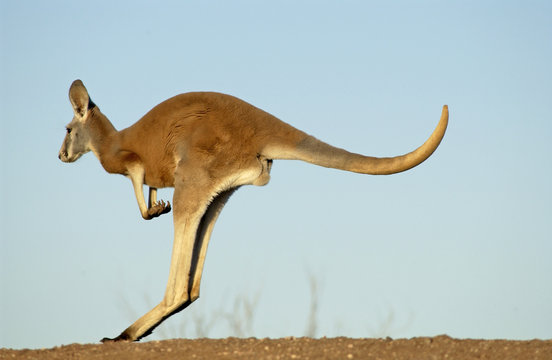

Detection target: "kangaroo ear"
[69, 79, 91, 118]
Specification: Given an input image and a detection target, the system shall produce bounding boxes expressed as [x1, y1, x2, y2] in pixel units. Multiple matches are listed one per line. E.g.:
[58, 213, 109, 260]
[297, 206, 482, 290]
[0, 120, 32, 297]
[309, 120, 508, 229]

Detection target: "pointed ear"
[69, 79, 91, 118]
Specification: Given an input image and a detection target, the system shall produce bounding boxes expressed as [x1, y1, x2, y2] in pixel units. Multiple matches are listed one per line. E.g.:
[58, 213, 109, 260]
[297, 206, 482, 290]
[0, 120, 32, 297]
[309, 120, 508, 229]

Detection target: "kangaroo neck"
[87, 109, 126, 174]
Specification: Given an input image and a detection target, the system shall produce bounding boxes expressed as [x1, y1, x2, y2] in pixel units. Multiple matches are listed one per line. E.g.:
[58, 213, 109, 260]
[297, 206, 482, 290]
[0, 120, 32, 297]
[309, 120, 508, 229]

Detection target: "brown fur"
[59, 80, 448, 342]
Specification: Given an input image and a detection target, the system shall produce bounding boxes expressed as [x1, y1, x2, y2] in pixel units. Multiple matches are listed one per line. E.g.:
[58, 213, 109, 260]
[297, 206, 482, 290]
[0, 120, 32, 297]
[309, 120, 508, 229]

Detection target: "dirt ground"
[2, 336, 551, 360]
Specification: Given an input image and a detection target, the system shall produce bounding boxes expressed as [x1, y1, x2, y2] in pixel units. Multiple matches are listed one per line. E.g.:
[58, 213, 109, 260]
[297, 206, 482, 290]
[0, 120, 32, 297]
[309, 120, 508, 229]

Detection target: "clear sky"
[1, 0, 551, 350]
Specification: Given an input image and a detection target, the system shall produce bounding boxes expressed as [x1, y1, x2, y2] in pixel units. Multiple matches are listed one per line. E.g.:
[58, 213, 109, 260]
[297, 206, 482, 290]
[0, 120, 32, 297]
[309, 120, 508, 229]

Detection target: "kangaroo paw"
[147, 200, 172, 218]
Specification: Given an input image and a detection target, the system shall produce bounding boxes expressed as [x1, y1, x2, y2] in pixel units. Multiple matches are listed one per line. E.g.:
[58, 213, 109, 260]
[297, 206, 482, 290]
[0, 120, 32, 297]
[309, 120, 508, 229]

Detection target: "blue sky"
[1, 0, 551, 349]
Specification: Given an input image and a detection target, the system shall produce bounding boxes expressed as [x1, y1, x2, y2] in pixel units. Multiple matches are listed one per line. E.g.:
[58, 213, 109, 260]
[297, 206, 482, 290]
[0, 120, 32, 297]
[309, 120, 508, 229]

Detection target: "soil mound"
[2, 336, 551, 360]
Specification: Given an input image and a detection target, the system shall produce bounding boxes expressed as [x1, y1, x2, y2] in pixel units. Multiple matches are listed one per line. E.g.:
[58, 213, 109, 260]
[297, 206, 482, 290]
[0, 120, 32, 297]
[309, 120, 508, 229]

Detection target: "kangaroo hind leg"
[101, 174, 220, 342]
[189, 188, 237, 301]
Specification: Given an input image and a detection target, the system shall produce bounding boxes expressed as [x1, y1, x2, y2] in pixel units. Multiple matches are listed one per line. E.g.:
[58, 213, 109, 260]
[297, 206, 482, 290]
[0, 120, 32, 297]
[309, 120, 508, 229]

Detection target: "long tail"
[263, 105, 448, 175]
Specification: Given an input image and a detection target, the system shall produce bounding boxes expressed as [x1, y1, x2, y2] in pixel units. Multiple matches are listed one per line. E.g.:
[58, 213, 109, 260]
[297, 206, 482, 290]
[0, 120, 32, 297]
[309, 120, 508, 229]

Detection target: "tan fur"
[59, 79, 448, 342]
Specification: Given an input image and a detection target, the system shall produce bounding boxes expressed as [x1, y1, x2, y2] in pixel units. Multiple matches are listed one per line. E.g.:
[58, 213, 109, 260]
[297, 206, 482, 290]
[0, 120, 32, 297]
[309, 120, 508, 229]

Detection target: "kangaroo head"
[58, 80, 96, 162]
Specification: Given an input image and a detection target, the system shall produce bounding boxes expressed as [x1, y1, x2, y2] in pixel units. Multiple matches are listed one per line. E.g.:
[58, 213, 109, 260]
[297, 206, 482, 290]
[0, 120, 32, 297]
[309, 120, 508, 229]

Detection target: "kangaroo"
[58, 79, 448, 342]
